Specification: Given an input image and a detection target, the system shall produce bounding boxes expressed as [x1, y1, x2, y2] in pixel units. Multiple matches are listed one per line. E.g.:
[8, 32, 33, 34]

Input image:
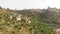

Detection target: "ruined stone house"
[22, 17, 31, 23]
[16, 14, 22, 21]
[9, 16, 13, 19]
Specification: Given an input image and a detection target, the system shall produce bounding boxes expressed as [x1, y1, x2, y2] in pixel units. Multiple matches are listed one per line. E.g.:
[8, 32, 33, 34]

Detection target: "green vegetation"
[0, 7, 56, 34]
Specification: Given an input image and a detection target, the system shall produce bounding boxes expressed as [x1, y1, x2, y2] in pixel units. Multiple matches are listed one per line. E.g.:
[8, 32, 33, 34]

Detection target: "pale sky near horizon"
[0, 0, 60, 10]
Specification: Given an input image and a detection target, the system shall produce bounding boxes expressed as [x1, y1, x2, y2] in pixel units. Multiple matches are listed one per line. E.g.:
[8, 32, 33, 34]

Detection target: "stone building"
[22, 17, 31, 23]
[16, 14, 22, 21]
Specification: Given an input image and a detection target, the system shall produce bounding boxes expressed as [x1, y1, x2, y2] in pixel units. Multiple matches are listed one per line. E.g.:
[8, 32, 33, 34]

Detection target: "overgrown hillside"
[15, 8, 60, 29]
[0, 7, 55, 34]
[15, 7, 60, 34]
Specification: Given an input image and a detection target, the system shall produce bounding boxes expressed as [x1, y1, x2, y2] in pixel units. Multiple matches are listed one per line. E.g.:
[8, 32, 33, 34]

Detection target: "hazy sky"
[0, 0, 60, 9]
